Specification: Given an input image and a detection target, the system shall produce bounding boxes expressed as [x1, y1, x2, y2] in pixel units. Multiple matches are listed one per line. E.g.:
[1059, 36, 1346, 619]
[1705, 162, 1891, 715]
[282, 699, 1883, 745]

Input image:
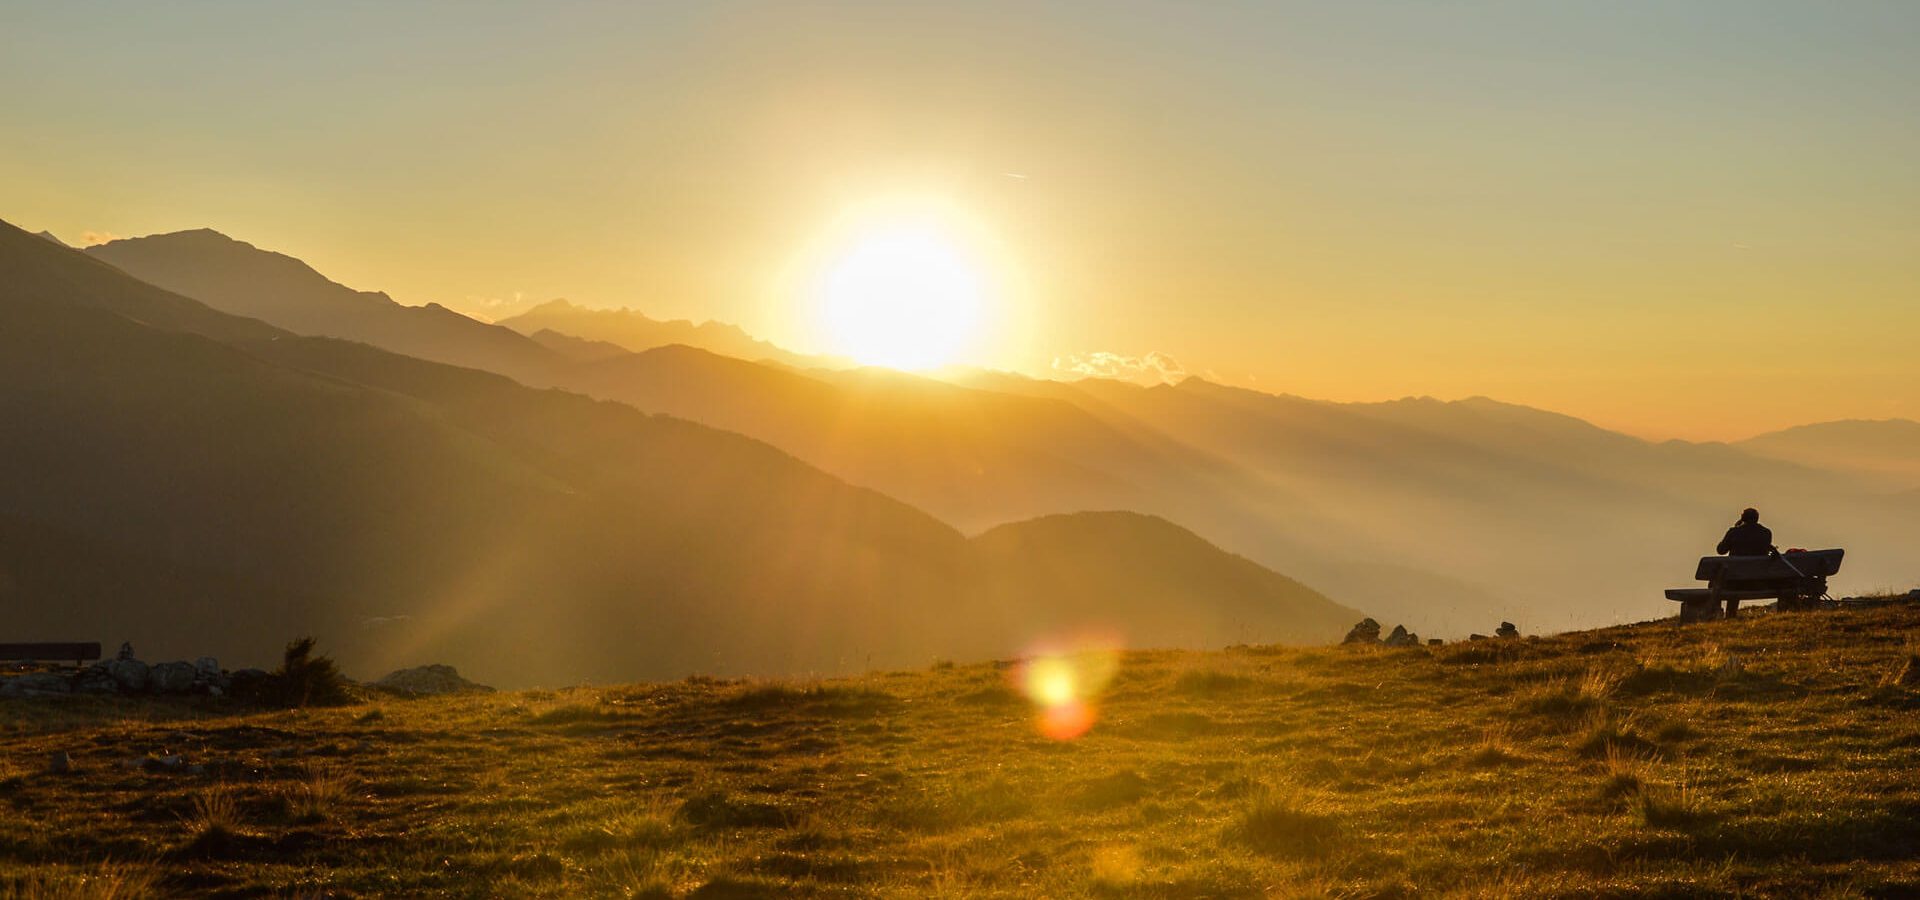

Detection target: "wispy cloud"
[79, 229, 121, 246]
[1051, 351, 1187, 385]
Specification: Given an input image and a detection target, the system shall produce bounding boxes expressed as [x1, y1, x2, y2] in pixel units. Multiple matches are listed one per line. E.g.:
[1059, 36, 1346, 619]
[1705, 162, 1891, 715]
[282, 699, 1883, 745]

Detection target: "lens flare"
[1011, 635, 1122, 741]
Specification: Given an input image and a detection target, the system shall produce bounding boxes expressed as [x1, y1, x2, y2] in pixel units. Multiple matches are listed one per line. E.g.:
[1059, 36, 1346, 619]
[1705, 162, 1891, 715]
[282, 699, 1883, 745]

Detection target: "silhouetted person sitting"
[1717, 508, 1773, 557]
[1714, 508, 1774, 619]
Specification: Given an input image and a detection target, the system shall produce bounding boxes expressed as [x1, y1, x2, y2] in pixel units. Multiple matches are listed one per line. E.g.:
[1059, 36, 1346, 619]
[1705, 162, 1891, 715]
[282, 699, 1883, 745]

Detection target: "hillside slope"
[972, 511, 1361, 647]
[5, 599, 1917, 896]
[85, 230, 567, 385]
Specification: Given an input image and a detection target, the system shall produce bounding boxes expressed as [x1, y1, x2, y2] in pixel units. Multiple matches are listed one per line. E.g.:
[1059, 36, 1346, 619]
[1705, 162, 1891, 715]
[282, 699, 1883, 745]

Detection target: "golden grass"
[1, 600, 1918, 896]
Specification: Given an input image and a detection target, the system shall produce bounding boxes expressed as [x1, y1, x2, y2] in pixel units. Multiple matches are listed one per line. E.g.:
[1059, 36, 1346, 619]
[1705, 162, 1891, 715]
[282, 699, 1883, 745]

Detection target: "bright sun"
[816, 223, 986, 370]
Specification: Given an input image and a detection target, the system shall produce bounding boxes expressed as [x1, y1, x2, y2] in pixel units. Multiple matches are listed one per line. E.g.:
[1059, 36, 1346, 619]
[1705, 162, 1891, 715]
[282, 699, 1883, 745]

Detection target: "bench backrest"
[1693, 549, 1844, 583]
[0, 642, 103, 662]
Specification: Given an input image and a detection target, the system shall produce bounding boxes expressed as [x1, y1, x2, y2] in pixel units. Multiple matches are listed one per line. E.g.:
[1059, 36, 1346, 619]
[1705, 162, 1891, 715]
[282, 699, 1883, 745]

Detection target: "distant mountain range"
[64, 224, 1920, 646]
[4, 220, 1360, 685]
[497, 298, 840, 370]
[1736, 419, 1920, 488]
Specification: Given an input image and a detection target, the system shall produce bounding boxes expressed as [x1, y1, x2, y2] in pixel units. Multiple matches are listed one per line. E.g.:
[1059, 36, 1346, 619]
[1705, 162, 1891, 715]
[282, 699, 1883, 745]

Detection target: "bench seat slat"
[0, 642, 103, 662]
[1664, 588, 1790, 602]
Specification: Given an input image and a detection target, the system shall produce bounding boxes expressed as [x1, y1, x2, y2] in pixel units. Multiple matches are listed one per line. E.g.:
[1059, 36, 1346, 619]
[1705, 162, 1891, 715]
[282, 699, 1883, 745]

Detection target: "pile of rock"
[1383, 624, 1422, 647]
[373, 664, 493, 696]
[1342, 618, 1382, 644]
[1341, 618, 1424, 648]
[0, 656, 244, 698]
[1468, 622, 1522, 641]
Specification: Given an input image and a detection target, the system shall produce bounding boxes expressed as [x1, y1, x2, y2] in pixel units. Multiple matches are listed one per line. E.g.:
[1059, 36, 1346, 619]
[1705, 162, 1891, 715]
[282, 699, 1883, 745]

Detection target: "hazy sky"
[4, 1, 1916, 439]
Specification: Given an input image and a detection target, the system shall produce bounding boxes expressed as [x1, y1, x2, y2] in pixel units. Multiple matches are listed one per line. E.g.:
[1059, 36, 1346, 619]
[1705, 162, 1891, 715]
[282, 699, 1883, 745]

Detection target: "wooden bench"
[0, 642, 103, 666]
[1664, 549, 1843, 623]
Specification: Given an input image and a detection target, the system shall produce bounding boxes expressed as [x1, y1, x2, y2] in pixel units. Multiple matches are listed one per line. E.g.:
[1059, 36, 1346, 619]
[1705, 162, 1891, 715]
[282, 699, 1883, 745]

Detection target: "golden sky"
[4, 2, 1916, 440]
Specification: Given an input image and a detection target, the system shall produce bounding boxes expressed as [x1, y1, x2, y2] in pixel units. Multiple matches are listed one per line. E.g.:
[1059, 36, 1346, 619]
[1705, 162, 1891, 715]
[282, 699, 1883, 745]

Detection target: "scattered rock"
[48, 751, 71, 775]
[150, 661, 198, 694]
[1427, 638, 1444, 647]
[103, 658, 150, 692]
[1342, 618, 1382, 644]
[1469, 634, 1489, 642]
[141, 754, 186, 773]
[1383, 625, 1421, 647]
[375, 664, 494, 695]
[1496, 622, 1520, 639]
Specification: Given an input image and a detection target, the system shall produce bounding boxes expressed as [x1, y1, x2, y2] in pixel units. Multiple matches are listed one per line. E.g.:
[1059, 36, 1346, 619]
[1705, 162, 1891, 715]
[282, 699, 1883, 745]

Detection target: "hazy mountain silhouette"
[525, 328, 634, 363]
[973, 512, 1359, 646]
[85, 230, 568, 385]
[498, 299, 835, 369]
[34, 230, 66, 247]
[1736, 419, 1920, 489]
[4, 219, 1355, 685]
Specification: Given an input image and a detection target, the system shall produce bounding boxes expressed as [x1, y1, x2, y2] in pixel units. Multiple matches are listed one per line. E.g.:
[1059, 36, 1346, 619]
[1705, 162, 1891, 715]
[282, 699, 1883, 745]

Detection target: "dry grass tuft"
[0, 861, 162, 900]
[1227, 787, 1340, 857]
[188, 785, 242, 837]
[1578, 666, 1624, 701]
[283, 762, 353, 823]
[1884, 654, 1920, 688]
[1635, 760, 1712, 829]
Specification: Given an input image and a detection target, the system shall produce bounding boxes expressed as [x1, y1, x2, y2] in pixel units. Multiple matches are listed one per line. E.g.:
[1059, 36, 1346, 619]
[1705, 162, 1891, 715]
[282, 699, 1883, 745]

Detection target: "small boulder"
[1469, 634, 1489, 641]
[0, 672, 73, 696]
[1342, 618, 1382, 644]
[1495, 622, 1520, 639]
[103, 658, 150, 692]
[141, 754, 186, 773]
[71, 667, 119, 695]
[1383, 625, 1421, 647]
[1427, 638, 1444, 647]
[194, 657, 221, 676]
[375, 664, 493, 696]
[150, 661, 198, 694]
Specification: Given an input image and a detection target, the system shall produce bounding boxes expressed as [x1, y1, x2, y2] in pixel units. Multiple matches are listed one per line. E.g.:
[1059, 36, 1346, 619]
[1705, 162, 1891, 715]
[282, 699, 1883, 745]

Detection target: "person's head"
[1739, 508, 1760, 524]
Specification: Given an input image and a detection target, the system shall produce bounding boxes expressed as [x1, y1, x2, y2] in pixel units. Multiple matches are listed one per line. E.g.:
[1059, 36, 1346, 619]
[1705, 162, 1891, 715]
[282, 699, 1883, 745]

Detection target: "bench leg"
[1680, 597, 1718, 623]
[1725, 598, 1740, 620]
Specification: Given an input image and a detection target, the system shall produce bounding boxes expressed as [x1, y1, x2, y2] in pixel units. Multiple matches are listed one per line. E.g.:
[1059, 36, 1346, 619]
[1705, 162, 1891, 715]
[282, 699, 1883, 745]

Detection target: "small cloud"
[1004, 172, 1030, 180]
[1051, 350, 1186, 385]
[465, 291, 526, 310]
[80, 230, 121, 246]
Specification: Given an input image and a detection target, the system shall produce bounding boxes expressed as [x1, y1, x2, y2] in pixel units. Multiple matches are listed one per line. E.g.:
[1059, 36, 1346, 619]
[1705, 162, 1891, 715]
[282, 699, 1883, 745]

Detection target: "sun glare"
[815, 222, 987, 370]
[1012, 634, 1123, 741]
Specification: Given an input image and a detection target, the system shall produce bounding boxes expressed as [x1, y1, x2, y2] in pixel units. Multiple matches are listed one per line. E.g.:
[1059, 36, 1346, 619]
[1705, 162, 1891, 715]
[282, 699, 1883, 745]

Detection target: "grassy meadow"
[4, 600, 1919, 898]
